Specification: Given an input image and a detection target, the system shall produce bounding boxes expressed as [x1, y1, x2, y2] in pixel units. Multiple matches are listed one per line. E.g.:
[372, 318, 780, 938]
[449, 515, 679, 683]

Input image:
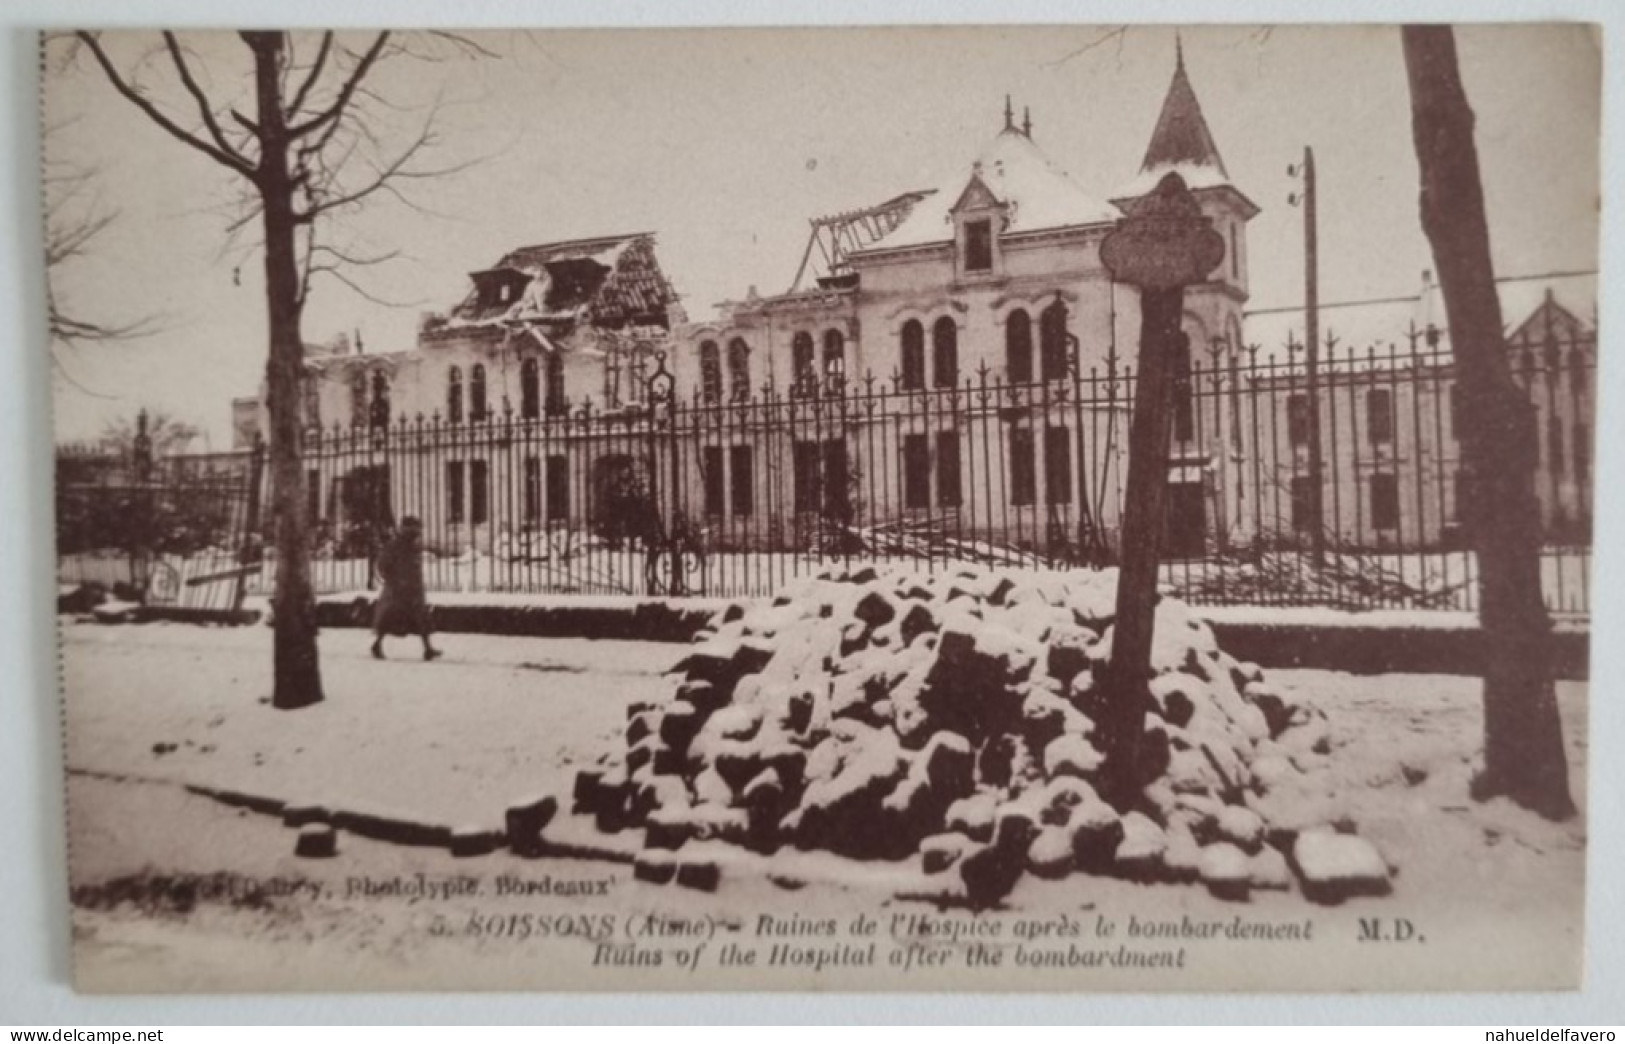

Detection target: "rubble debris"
[581, 563, 1380, 904]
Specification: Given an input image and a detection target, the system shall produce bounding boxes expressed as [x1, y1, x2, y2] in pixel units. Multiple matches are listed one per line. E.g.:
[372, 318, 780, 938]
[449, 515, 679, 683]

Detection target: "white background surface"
[3, 0, 1621, 1025]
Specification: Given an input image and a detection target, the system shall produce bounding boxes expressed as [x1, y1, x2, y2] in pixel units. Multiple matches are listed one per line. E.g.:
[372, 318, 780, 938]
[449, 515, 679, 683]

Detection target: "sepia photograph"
[41, 21, 1598, 994]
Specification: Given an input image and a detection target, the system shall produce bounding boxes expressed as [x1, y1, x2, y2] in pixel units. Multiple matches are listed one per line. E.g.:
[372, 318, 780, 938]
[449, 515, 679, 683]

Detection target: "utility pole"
[1097, 172, 1225, 806]
[1290, 147, 1326, 564]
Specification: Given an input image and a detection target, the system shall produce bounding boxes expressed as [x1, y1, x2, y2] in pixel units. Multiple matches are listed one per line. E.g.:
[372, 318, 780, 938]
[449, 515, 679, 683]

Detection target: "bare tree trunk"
[1098, 286, 1183, 806]
[1401, 26, 1571, 819]
[247, 31, 324, 710]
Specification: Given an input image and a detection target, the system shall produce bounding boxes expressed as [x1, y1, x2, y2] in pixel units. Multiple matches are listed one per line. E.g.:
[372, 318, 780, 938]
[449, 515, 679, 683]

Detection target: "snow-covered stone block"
[505, 795, 559, 856]
[1148, 673, 1201, 728]
[1043, 733, 1105, 780]
[1162, 824, 1202, 883]
[853, 589, 896, 629]
[1045, 626, 1096, 688]
[1216, 804, 1266, 853]
[1199, 842, 1251, 900]
[1027, 826, 1075, 878]
[294, 822, 337, 859]
[1293, 830, 1391, 902]
[945, 792, 997, 843]
[1067, 797, 1124, 873]
[1249, 845, 1293, 890]
[899, 603, 937, 646]
[1112, 812, 1167, 880]
[920, 831, 974, 874]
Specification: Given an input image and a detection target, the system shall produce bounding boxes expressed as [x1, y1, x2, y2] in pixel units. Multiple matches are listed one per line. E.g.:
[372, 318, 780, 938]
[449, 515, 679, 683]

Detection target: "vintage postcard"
[46, 24, 1596, 992]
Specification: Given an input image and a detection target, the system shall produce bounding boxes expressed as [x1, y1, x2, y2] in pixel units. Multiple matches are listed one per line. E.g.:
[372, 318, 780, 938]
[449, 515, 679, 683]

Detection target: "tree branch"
[288, 31, 333, 117]
[75, 32, 259, 180]
[161, 31, 256, 172]
[307, 261, 426, 309]
[286, 31, 391, 139]
[295, 109, 472, 223]
[1045, 26, 1129, 68]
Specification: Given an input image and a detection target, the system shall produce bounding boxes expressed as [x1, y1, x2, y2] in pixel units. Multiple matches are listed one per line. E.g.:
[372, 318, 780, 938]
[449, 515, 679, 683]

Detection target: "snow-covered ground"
[59, 621, 1588, 991]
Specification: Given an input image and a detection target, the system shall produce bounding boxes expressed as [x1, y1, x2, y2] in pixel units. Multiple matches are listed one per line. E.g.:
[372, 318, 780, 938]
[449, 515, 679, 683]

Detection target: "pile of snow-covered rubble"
[575, 563, 1392, 906]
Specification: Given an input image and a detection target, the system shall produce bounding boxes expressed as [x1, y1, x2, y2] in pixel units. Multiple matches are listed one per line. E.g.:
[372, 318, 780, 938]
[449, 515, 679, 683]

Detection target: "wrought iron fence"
[56, 441, 266, 614]
[266, 321, 1591, 619]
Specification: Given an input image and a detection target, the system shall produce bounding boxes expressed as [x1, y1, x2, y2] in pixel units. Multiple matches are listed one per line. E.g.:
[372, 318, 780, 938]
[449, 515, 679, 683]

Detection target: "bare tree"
[1401, 26, 1574, 819]
[42, 108, 169, 354]
[68, 30, 482, 709]
[100, 409, 200, 459]
[45, 160, 150, 346]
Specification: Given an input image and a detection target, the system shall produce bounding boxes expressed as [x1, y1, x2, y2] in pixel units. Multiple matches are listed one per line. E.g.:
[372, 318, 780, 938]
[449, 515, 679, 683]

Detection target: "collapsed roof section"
[430, 233, 681, 341]
[787, 190, 936, 294]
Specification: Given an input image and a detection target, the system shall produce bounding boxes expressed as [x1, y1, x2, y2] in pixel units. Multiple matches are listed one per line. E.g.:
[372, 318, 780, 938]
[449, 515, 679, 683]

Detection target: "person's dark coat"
[372, 530, 430, 636]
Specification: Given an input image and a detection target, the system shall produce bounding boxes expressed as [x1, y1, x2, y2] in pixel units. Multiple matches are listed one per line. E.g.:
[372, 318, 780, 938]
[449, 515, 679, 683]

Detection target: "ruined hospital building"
[231, 49, 1594, 594]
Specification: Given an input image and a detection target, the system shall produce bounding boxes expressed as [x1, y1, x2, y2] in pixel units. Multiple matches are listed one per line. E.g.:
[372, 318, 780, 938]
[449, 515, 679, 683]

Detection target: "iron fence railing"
[57, 324, 1595, 620]
[267, 324, 1593, 618]
[56, 444, 266, 614]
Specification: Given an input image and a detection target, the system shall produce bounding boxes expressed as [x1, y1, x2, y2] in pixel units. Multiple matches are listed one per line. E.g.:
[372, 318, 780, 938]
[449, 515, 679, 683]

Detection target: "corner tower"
[1113, 40, 1259, 358]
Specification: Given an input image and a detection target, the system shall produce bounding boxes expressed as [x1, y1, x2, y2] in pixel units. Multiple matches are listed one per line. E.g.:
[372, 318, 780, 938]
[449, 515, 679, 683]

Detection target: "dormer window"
[964, 220, 993, 272]
[950, 171, 1006, 282]
[470, 268, 530, 313]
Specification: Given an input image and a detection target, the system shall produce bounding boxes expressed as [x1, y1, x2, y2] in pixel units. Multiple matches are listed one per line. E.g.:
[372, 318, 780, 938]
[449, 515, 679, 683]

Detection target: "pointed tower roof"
[1113, 43, 1256, 214]
[1141, 39, 1227, 176]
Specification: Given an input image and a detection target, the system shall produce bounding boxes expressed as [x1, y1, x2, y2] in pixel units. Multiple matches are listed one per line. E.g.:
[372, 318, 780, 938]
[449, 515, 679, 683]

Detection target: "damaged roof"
[447, 232, 679, 331]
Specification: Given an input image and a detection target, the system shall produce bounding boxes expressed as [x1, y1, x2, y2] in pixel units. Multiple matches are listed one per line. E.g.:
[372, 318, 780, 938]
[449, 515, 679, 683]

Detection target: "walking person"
[371, 516, 441, 661]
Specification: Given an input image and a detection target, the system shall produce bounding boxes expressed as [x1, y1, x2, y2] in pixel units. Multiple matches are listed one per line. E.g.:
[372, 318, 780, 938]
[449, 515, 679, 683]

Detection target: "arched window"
[350, 371, 368, 427]
[823, 329, 846, 386]
[1006, 310, 1033, 384]
[932, 317, 958, 389]
[699, 340, 722, 403]
[471, 363, 488, 421]
[369, 371, 391, 429]
[446, 366, 463, 423]
[728, 338, 750, 402]
[900, 320, 925, 390]
[545, 352, 566, 416]
[520, 358, 540, 419]
[1040, 300, 1068, 381]
[792, 331, 816, 393]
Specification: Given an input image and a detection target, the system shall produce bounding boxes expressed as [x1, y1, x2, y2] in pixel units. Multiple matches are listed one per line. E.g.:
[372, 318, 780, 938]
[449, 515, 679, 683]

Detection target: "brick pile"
[576, 564, 1391, 905]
